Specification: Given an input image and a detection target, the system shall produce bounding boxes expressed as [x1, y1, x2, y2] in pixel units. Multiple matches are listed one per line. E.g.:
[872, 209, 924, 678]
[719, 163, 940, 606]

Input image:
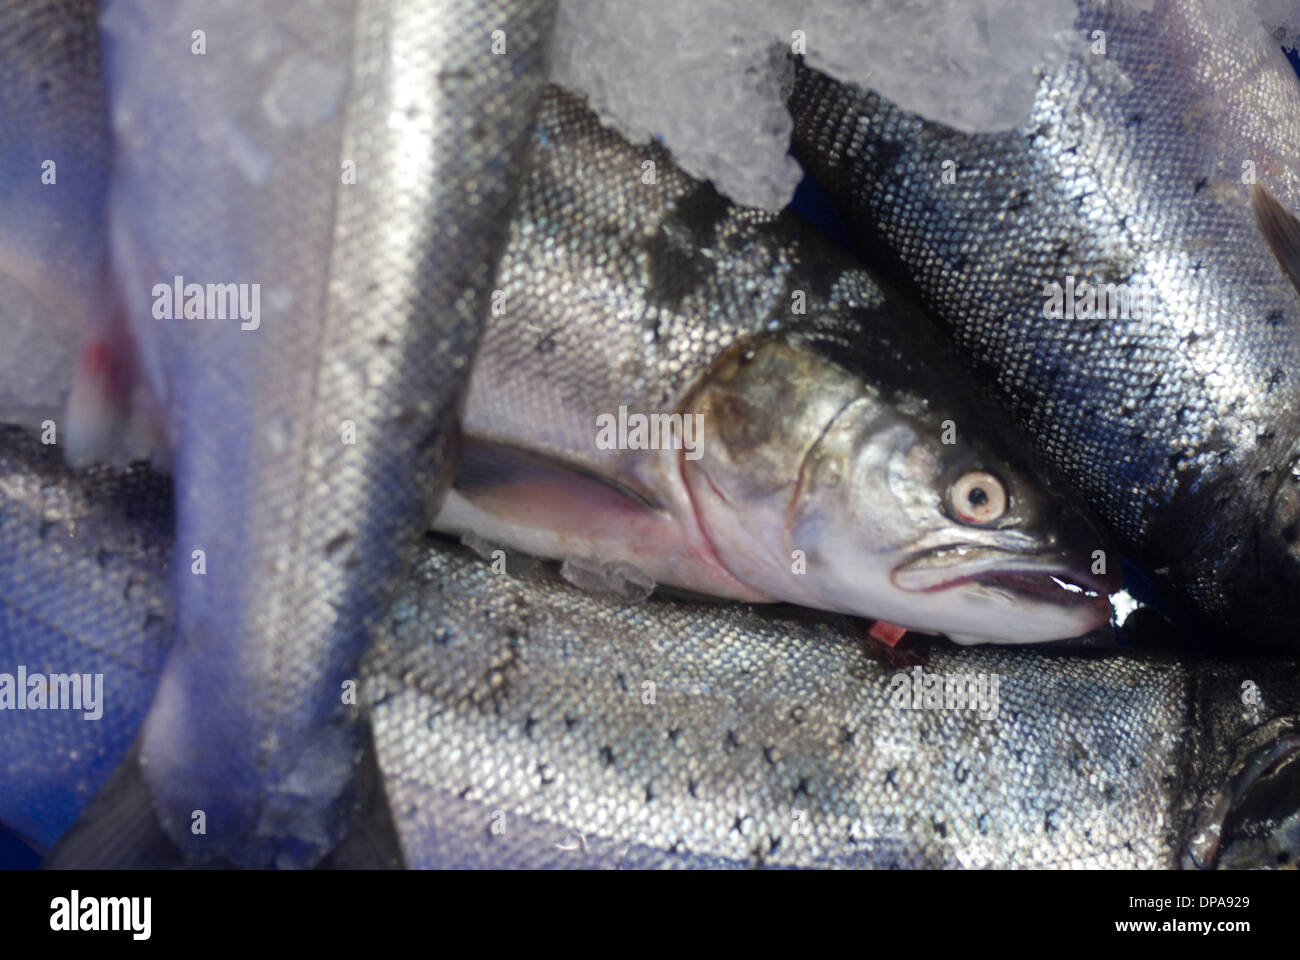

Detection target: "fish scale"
[0, 0, 109, 426]
[365, 537, 1300, 868]
[788, 0, 1300, 643]
[0, 426, 173, 850]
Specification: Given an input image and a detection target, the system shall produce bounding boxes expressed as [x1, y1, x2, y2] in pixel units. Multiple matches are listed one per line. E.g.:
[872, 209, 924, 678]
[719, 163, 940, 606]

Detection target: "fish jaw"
[890, 545, 1118, 645]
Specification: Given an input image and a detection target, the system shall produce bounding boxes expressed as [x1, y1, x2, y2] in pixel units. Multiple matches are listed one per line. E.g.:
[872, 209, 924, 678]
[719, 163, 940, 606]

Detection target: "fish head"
[682, 334, 1119, 643]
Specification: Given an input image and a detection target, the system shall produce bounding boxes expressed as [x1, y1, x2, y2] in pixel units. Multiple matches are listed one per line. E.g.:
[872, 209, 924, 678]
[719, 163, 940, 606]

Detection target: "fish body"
[0, 0, 109, 428]
[366, 536, 1300, 869]
[788, 0, 1300, 645]
[6, 438, 1294, 871]
[0, 426, 172, 851]
[435, 86, 1117, 645]
[44, 0, 557, 867]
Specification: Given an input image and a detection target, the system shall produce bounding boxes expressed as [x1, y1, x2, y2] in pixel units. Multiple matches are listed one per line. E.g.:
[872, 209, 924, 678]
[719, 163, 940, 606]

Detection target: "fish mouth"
[892, 546, 1121, 622]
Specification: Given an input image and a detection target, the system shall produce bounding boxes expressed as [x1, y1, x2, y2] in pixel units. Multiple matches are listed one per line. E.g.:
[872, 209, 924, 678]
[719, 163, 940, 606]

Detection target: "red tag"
[868, 620, 908, 647]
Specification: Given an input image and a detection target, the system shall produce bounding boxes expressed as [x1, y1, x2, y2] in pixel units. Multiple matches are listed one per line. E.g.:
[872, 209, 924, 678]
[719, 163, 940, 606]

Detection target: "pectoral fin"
[453, 437, 663, 522]
[435, 437, 770, 603]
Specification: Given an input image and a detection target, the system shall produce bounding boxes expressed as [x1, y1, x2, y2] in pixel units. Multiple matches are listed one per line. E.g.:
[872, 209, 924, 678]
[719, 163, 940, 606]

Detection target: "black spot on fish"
[724, 729, 741, 753]
[732, 813, 749, 834]
[644, 231, 702, 310]
[564, 713, 578, 732]
[644, 784, 654, 803]
[884, 768, 898, 789]
[1006, 191, 1031, 213]
[932, 818, 947, 838]
[793, 777, 810, 798]
[599, 745, 615, 768]
[673, 182, 732, 248]
[537, 763, 555, 786]
[667, 726, 682, 744]
[615, 672, 627, 692]
[688, 778, 699, 798]
[1126, 112, 1144, 127]
[1267, 309, 1285, 327]
[763, 746, 776, 766]
[868, 135, 907, 174]
[522, 714, 537, 740]
[1194, 177, 1208, 194]
[840, 725, 855, 745]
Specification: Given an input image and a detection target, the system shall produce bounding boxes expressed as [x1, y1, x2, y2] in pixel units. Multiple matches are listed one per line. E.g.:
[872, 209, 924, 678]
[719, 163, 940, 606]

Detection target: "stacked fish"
[1, 0, 1298, 869]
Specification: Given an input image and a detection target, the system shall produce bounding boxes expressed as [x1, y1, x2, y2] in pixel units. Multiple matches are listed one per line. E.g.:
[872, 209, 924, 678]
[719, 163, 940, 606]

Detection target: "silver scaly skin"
[435, 85, 1117, 645]
[4, 435, 1295, 870]
[0, 0, 108, 427]
[41, 0, 556, 867]
[788, 0, 1300, 647]
[0, 426, 173, 851]
[366, 537, 1300, 869]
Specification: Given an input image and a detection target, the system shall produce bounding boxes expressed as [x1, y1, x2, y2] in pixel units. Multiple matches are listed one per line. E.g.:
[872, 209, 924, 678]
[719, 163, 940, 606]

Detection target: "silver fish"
[0, 0, 109, 429]
[365, 535, 1300, 868]
[787, 0, 1300, 646]
[47, 0, 556, 867]
[0, 425, 172, 851]
[434, 85, 1118, 645]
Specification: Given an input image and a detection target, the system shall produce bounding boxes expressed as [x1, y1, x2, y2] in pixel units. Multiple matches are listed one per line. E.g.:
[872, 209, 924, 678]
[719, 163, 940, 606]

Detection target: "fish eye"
[949, 471, 1007, 525]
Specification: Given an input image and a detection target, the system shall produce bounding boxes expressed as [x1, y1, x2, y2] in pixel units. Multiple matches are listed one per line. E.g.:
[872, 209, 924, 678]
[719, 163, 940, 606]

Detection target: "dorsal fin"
[1251, 183, 1300, 298]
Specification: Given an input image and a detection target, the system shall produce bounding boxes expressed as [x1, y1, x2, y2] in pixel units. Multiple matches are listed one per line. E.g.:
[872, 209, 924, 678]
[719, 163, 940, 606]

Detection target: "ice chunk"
[461, 531, 543, 578]
[560, 556, 656, 602]
[550, 0, 1078, 210]
[550, 1, 803, 210]
[0, 273, 80, 430]
[1258, 0, 1300, 48]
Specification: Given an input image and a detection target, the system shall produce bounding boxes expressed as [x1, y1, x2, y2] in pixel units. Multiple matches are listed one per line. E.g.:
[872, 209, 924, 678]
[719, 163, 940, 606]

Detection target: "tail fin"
[43, 719, 405, 869]
[41, 738, 183, 869]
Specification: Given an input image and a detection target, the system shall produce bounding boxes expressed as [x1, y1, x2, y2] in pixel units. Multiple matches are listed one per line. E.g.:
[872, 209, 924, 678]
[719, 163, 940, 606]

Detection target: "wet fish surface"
[364, 536, 1300, 868]
[788, 0, 1300, 646]
[45, 0, 556, 867]
[436, 85, 1118, 645]
[0, 0, 109, 427]
[0, 426, 172, 851]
